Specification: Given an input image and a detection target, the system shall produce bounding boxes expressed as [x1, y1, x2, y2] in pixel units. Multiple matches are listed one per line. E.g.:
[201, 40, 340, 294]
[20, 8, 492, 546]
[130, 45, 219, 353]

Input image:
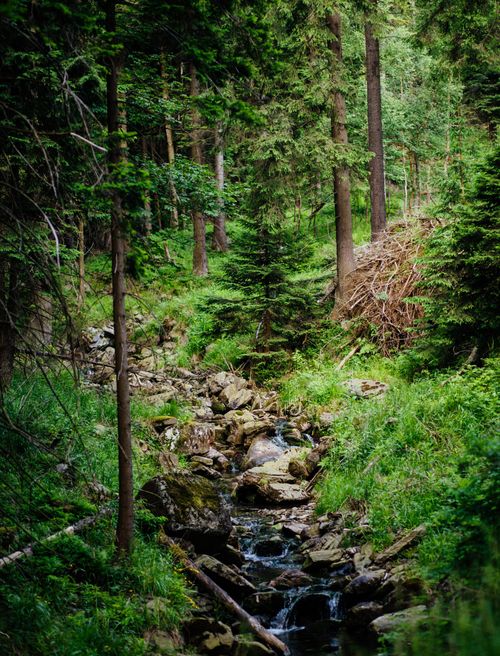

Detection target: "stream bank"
[84, 325, 429, 655]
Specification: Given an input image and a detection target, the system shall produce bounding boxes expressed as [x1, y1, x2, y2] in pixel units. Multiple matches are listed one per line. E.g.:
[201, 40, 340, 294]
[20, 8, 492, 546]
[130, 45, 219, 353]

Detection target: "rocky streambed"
[83, 324, 429, 655]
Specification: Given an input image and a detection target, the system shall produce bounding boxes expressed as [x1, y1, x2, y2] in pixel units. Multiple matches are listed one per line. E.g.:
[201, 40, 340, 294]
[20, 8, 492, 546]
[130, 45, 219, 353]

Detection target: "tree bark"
[212, 121, 228, 251]
[0, 256, 17, 391]
[327, 12, 356, 302]
[141, 138, 153, 236]
[364, 8, 387, 240]
[189, 62, 208, 276]
[106, 0, 134, 557]
[77, 216, 85, 310]
[160, 50, 179, 228]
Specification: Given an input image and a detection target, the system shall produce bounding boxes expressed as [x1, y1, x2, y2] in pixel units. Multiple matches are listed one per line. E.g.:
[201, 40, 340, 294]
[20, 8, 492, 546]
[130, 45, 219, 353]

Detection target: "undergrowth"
[0, 368, 191, 655]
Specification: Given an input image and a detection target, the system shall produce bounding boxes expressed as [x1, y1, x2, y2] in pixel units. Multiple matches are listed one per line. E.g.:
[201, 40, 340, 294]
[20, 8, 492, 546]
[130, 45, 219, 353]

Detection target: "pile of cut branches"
[328, 219, 436, 355]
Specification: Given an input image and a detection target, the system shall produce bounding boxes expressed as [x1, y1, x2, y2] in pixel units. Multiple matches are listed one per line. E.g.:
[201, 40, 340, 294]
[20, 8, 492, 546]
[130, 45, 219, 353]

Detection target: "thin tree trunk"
[141, 138, 153, 236]
[106, 0, 134, 557]
[0, 256, 16, 391]
[364, 7, 387, 240]
[327, 12, 356, 303]
[189, 62, 208, 276]
[77, 216, 85, 311]
[160, 51, 179, 228]
[212, 121, 228, 251]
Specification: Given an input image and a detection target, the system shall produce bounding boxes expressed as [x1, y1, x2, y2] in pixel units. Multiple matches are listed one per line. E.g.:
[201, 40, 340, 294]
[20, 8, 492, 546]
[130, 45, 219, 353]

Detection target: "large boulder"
[138, 472, 232, 551]
[242, 436, 284, 470]
[369, 605, 427, 636]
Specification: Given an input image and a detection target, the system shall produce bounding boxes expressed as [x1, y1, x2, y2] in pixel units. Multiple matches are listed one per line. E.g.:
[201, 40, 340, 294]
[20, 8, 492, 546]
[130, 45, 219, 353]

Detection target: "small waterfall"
[271, 419, 289, 450]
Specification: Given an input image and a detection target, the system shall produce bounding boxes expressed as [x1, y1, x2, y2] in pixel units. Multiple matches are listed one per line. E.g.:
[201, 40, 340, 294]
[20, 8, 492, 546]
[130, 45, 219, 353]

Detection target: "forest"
[0, 1, 498, 655]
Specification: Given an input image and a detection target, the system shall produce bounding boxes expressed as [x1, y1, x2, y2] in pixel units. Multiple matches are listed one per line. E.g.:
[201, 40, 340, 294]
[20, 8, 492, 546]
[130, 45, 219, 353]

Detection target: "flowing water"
[227, 422, 374, 655]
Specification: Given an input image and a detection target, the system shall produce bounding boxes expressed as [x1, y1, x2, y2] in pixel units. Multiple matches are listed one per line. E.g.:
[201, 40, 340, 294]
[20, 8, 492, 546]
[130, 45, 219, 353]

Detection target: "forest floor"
[1, 226, 499, 655]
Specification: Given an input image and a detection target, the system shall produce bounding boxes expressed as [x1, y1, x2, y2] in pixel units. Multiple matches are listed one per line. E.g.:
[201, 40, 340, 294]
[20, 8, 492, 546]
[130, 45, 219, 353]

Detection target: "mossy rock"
[138, 471, 232, 551]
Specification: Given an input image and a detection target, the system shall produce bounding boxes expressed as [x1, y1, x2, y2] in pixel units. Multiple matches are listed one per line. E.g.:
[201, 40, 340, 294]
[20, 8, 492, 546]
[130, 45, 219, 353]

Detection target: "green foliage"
[0, 533, 190, 656]
[0, 368, 190, 656]
[317, 359, 499, 583]
[386, 560, 499, 656]
[414, 146, 500, 368]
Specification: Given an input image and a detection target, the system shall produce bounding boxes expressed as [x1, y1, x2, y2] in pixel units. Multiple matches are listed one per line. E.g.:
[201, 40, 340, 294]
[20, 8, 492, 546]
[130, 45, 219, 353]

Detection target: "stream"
[225, 425, 374, 656]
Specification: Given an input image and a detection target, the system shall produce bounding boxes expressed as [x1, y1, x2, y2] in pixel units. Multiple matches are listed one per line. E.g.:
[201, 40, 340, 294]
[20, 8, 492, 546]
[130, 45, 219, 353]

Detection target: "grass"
[0, 368, 192, 655]
[314, 359, 499, 580]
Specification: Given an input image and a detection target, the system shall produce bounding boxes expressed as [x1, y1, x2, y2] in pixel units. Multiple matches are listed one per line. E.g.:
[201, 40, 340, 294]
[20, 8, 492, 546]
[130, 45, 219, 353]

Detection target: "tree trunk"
[0, 256, 17, 391]
[141, 138, 153, 237]
[364, 8, 387, 240]
[77, 216, 85, 311]
[327, 12, 356, 302]
[106, 0, 134, 557]
[189, 62, 208, 276]
[160, 50, 179, 228]
[212, 121, 228, 251]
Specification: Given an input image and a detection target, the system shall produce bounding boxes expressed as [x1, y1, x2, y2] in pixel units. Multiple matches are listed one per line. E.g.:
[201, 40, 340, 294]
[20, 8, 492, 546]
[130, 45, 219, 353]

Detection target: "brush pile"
[327, 219, 435, 355]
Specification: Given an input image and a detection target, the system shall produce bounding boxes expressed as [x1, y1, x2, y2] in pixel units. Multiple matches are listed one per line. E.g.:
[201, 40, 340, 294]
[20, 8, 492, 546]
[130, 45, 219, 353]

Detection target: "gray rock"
[344, 378, 389, 399]
[220, 384, 253, 410]
[184, 617, 234, 655]
[344, 570, 386, 602]
[242, 436, 284, 470]
[374, 525, 426, 563]
[346, 601, 385, 628]
[138, 472, 231, 551]
[369, 605, 427, 636]
[269, 569, 314, 589]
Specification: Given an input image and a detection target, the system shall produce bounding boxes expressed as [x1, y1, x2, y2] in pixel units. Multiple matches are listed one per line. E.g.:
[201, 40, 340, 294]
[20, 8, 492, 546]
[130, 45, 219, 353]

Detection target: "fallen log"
[0, 507, 112, 569]
[159, 532, 289, 655]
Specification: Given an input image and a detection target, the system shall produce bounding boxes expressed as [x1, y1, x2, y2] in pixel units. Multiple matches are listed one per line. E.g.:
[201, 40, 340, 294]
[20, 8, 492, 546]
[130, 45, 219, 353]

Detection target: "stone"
[220, 384, 254, 410]
[208, 372, 247, 395]
[345, 601, 385, 628]
[269, 569, 314, 589]
[195, 555, 256, 600]
[184, 618, 234, 655]
[303, 548, 345, 572]
[242, 436, 284, 470]
[254, 536, 283, 557]
[138, 472, 232, 552]
[319, 412, 335, 427]
[369, 605, 427, 636]
[282, 522, 309, 537]
[344, 570, 386, 602]
[190, 464, 222, 480]
[203, 447, 230, 471]
[191, 455, 213, 466]
[376, 573, 428, 611]
[145, 629, 183, 654]
[243, 590, 285, 616]
[263, 482, 310, 505]
[374, 525, 426, 564]
[179, 422, 216, 454]
[344, 378, 389, 399]
[288, 458, 310, 480]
